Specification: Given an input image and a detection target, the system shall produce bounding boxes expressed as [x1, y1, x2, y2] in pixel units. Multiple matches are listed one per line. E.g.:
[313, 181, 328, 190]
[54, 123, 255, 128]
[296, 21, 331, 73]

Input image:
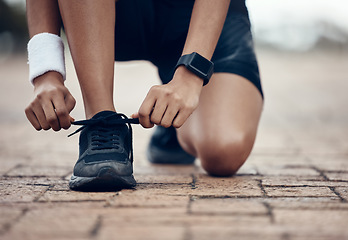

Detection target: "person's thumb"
[131, 112, 139, 119]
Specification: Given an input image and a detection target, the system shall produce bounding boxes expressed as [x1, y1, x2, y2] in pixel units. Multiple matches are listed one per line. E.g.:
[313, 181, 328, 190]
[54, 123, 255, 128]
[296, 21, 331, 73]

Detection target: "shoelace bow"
[68, 113, 139, 158]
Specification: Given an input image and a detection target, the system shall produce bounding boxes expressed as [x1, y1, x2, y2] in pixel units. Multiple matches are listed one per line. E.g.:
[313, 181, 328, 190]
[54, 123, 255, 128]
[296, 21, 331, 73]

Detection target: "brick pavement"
[1, 48, 348, 240]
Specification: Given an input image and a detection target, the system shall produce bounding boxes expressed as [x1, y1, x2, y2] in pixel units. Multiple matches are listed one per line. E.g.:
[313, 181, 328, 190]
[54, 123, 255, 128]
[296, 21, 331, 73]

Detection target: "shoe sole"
[69, 166, 136, 191]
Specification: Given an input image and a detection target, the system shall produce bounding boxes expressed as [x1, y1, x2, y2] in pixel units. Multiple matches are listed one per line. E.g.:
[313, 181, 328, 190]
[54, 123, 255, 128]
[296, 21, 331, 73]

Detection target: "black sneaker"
[147, 126, 195, 164]
[68, 111, 139, 191]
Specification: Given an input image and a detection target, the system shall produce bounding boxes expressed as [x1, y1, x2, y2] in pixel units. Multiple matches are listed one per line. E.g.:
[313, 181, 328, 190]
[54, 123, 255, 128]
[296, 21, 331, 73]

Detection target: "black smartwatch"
[175, 52, 214, 86]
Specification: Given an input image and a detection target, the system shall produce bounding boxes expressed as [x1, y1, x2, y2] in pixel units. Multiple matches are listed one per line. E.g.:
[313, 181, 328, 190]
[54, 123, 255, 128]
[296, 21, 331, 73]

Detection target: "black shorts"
[115, 0, 263, 97]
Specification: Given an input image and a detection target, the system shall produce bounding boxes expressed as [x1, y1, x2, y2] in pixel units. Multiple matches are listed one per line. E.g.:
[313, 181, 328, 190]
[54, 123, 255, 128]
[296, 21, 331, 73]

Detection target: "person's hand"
[132, 66, 203, 128]
[25, 71, 76, 131]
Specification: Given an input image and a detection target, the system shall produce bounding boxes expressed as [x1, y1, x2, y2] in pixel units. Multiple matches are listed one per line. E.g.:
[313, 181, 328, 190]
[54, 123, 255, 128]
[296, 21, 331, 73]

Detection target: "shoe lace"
[68, 113, 139, 159]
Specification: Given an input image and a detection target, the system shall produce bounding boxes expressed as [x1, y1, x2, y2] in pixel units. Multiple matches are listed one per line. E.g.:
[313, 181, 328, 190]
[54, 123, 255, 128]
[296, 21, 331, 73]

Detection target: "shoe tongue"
[91, 111, 119, 120]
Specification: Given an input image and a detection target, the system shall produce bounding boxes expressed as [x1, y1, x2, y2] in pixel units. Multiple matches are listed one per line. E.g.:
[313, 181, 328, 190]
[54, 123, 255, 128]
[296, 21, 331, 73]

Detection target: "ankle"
[85, 107, 116, 119]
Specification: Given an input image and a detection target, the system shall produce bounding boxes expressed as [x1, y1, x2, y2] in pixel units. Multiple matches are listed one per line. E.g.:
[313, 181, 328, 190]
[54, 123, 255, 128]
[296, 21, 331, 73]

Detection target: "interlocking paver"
[256, 166, 320, 176]
[134, 164, 199, 175]
[190, 225, 285, 240]
[193, 175, 263, 197]
[190, 198, 268, 215]
[335, 187, 348, 201]
[0, 183, 48, 203]
[247, 155, 310, 166]
[136, 174, 193, 184]
[98, 225, 186, 240]
[274, 209, 348, 230]
[0, 206, 23, 234]
[265, 197, 346, 209]
[325, 172, 348, 181]
[38, 190, 117, 202]
[264, 186, 336, 198]
[307, 156, 348, 172]
[5, 165, 71, 178]
[261, 176, 348, 187]
[0, 158, 28, 176]
[101, 207, 270, 227]
[1, 206, 102, 240]
[109, 189, 189, 208]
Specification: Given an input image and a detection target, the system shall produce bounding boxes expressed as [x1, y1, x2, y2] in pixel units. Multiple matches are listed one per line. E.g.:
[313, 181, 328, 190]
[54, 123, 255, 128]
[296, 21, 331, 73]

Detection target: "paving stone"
[190, 225, 285, 240]
[252, 131, 298, 156]
[0, 206, 23, 234]
[0, 201, 107, 211]
[261, 176, 348, 187]
[273, 209, 348, 231]
[252, 147, 300, 156]
[50, 182, 71, 191]
[27, 148, 77, 168]
[101, 207, 188, 226]
[102, 207, 270, 226]
[136, 174, 193, 184]
[0, 158, 27, 176]
[131, 183, 193, 195]
[308, 157, 348, 171]
[193, 175, 263, 197]
[247, 155, 310, 166]
[190, 198, 268, 215]
[286, 234, 347, 240]
[0, 177, 69, 203]
[134, 164, 199, 175]
[1, 207, 101, 240]
[335, 187, 348, 200]
[0, 176, 66, 186]
[38, 190, 117, 202]
[257, 166, 320, 176]
[5, 165, 71, 178]
[0, 182, 48, 203]
[191, 224, 348, 240]
[325, 172, 348, 181]
[264, 186, 336, 197]
[109, 189, 189, 207]
[265, 197, 347, 209]
[97, 225, 185, 240]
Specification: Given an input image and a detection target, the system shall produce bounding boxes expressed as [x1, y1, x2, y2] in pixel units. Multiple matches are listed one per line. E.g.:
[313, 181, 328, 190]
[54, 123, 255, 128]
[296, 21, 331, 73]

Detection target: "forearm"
[26, 0, 62, 37]
[182, 0, 230, 60]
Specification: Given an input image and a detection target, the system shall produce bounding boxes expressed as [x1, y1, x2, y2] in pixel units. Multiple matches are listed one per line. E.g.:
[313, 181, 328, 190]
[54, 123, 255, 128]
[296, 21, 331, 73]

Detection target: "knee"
[197, 133, 254, 177]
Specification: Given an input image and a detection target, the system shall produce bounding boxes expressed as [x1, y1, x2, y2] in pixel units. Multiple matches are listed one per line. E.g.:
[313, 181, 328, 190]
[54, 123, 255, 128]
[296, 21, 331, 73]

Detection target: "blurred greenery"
[0, 0, 28, 53]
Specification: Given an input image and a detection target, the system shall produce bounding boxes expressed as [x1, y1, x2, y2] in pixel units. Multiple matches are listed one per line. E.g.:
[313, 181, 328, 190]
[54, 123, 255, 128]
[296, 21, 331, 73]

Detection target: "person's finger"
[41, 100, 60, 131]
[131, 112, 139, 119]
[52, 94, 71, 130]
[172, 109, 191, 128]
[31, 102, 51, 130]
[150, 100, 168, 125]
[138, 89, 157, 128]
[65, 93, 76, 113]
[160, 104, 179, 128]
[25, 106, 42, 130]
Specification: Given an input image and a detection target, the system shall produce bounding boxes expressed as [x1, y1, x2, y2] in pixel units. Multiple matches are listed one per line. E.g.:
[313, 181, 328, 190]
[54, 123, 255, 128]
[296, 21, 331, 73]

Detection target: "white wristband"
[27, 32, 66, 85]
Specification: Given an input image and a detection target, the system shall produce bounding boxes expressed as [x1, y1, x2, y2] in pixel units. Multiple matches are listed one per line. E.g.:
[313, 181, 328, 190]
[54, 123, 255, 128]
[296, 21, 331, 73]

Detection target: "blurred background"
[0, 0, 348, 157]
[1, 0, 348, 57]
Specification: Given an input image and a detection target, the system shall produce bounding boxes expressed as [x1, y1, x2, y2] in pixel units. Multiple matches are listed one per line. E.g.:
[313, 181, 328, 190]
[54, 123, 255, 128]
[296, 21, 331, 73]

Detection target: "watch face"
[189, 53, 213, 77]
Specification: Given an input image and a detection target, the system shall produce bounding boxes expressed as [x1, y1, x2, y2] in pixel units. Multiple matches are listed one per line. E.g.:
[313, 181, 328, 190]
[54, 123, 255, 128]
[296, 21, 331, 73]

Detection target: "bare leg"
[58, 0, 116, 118]
[177, 74, 263, 176]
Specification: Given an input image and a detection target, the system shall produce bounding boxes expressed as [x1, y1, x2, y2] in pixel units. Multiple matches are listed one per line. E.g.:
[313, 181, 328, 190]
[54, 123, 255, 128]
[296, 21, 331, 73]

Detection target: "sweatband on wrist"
[27, 32, 66, 85]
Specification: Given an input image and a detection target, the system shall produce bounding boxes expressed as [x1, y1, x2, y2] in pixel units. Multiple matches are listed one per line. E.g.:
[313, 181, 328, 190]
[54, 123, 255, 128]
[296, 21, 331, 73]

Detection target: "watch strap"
[175, 52, 214, 86]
